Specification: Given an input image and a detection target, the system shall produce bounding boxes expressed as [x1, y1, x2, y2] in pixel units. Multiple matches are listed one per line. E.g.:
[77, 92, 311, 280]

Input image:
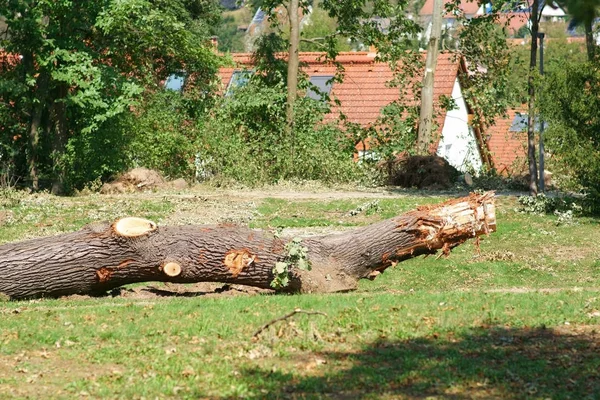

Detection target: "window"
[226, 70, 253, 96]
[251, 8, 266, 25]
[510, 113, 542, 132]
[509, 113, 528, 132]
[306, 75, 334, 101]
[164, 73, 186, 92]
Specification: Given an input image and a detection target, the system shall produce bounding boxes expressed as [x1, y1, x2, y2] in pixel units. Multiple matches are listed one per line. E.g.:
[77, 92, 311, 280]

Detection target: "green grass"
[250, 196, 447, 229]
[1, 188, 599, 398]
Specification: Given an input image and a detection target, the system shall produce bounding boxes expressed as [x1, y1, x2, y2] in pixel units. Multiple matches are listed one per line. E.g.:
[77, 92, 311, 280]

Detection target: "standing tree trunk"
[417, 0, 443, 154]
[0, 192, 496, 300]
[286, 0, 300, 168]
[26, 65, 50, 191]
[50, 83, 69, 195]
[584, 18, 596, 61]
[527, 0, 539, 196]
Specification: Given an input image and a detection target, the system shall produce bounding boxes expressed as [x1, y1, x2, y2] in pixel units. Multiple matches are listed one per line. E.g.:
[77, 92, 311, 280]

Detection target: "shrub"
[539, 60, 600, 214]
[125, 90, 207, 181]
[198, 79, 361, 185]
[387, 155, 459, 189]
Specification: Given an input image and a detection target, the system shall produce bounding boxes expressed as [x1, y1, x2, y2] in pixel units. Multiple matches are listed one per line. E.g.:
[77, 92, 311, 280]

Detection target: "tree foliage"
[558, 0, 600, 60]
[539, 60, 600, 212]
[0, 0, 221, 191]
[197, 75, 361, 185]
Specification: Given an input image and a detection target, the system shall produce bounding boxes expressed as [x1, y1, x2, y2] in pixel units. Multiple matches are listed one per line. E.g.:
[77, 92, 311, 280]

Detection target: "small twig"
[253, 308, 328, 339]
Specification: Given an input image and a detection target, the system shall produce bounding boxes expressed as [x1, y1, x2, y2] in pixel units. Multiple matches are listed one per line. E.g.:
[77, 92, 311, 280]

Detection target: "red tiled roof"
[218, 51, 460, 132]
[419, 0, 480, 17]
[496, 12, 529, 34]
[485, 107, 528, 175]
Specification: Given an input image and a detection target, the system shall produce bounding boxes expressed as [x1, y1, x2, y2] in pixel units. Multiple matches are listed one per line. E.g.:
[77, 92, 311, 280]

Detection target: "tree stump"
[0, 192, 496, 299]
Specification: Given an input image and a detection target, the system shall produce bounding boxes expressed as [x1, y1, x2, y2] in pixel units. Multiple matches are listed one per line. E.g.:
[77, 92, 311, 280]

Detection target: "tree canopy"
[0, 0, 221, 192]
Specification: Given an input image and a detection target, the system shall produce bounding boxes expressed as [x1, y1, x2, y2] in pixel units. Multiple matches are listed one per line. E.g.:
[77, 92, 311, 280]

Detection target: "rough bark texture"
[286, 0, 300, 158]
[0, 192, 496, 300]
[584, 19, 595, 61]
[527, 0, 539, 196]
[417, 0, 442, 154]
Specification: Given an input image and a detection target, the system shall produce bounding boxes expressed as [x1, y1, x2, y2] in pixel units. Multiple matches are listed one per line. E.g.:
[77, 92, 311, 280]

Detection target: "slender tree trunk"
[0, 192, 496, 300]
[417, 0, 443, 154]
[585, 19, 595, 61]
[50, 84, 69, 195]
[28, 71, 50, 191]
[527, 0, 539, 196]
[286, 0, 300, 169]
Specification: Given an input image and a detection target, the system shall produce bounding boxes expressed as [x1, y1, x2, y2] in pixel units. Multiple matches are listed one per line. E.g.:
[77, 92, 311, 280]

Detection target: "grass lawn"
[1, 187, 599, 399]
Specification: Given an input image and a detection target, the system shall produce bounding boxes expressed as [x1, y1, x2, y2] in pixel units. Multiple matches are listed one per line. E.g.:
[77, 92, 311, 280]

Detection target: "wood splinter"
[163, 262, 182, 277]
[113, 217, 157, 238]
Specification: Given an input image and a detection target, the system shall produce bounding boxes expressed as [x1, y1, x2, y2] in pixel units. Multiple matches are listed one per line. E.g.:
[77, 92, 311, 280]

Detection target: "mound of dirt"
[100, 168, 166, 194]
[387, 155, 460, 189]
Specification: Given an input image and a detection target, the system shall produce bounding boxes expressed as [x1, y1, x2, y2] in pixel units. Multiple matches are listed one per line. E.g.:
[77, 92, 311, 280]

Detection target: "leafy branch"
[271, 237, 311, 288]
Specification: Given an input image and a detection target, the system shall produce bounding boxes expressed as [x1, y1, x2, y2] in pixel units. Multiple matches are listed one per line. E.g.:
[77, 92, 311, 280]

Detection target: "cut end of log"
[163, 262, 182, 277]
[113, 217, 158, 238]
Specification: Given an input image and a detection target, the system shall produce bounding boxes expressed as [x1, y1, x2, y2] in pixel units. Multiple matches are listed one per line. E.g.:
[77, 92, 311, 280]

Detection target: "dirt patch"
[53, 283, 272, 301]
[100, 168, 188, 194]
[0, 351, 120, 398]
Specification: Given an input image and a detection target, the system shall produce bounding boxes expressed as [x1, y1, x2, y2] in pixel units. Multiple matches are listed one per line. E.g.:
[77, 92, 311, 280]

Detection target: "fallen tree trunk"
[0, 192, 496, 300]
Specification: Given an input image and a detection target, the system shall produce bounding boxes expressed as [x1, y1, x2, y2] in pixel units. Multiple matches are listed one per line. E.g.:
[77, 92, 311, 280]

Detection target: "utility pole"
[538, 32, 545, 192]
[417, 0, 443, 154]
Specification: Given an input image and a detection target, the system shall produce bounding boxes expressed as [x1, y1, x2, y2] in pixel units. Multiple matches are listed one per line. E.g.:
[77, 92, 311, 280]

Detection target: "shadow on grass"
[106, 283, 270, 298]
[233, 326, 600, 399]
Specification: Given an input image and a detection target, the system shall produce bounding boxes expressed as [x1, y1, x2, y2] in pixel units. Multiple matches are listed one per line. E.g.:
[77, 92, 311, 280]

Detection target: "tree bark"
[0, 192, 496, 300]
[417, 0, 443, 154]
[527, 0, 539, 196]
[27, 66, 50, 192]
[584, 18, 595, 61]
[286, 0, 300, 166]
[50, 83, 69, 195]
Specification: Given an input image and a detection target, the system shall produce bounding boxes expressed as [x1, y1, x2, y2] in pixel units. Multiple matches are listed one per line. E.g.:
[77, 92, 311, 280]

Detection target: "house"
[218, 51, 487, 173]
[485, 107, 528, 175]
[419, 0, 566, 39]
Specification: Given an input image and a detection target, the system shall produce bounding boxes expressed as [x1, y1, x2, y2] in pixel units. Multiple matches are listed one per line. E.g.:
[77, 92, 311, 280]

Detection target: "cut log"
[0, 192, 496, 300]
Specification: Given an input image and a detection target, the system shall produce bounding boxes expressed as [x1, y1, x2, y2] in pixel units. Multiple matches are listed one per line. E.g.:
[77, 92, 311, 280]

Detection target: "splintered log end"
[163, 262, 182, 277]
[113, 217, 158, 238]
[428, 191, 496, 237]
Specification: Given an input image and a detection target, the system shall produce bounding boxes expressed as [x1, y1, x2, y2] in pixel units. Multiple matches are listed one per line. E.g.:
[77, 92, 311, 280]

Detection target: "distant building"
[419, 0, 567, 39]
[220, 0, 241, 10]
[218, 51, 489, 173]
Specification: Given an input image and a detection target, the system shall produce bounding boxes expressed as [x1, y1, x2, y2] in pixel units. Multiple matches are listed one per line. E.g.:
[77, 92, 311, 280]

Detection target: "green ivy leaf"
[275, 262, 288, 274]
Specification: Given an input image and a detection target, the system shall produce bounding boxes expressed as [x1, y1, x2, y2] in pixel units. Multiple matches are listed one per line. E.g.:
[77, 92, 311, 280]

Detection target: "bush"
[387, 155, 459, 189]
[518, 193, 583, 218]
[198, 79, 361, 185]
[539, 60, 600, 214]
[125, 90, 206, 181]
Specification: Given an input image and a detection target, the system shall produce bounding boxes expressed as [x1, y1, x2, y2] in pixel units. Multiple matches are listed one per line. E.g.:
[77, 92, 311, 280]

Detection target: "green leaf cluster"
[271, 237, 311, 289]
[0, 0, 221, 191]
[197, 75, 362, 185]
[539, 60, 600, 213]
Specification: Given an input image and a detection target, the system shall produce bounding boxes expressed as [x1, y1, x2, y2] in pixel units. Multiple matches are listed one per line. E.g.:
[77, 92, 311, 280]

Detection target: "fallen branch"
[253, 308, 328, 339]
[0, 191, 496, 299]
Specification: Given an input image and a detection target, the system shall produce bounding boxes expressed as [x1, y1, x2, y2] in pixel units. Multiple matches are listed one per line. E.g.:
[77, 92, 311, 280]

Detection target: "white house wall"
[436, 78, 483, 173]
